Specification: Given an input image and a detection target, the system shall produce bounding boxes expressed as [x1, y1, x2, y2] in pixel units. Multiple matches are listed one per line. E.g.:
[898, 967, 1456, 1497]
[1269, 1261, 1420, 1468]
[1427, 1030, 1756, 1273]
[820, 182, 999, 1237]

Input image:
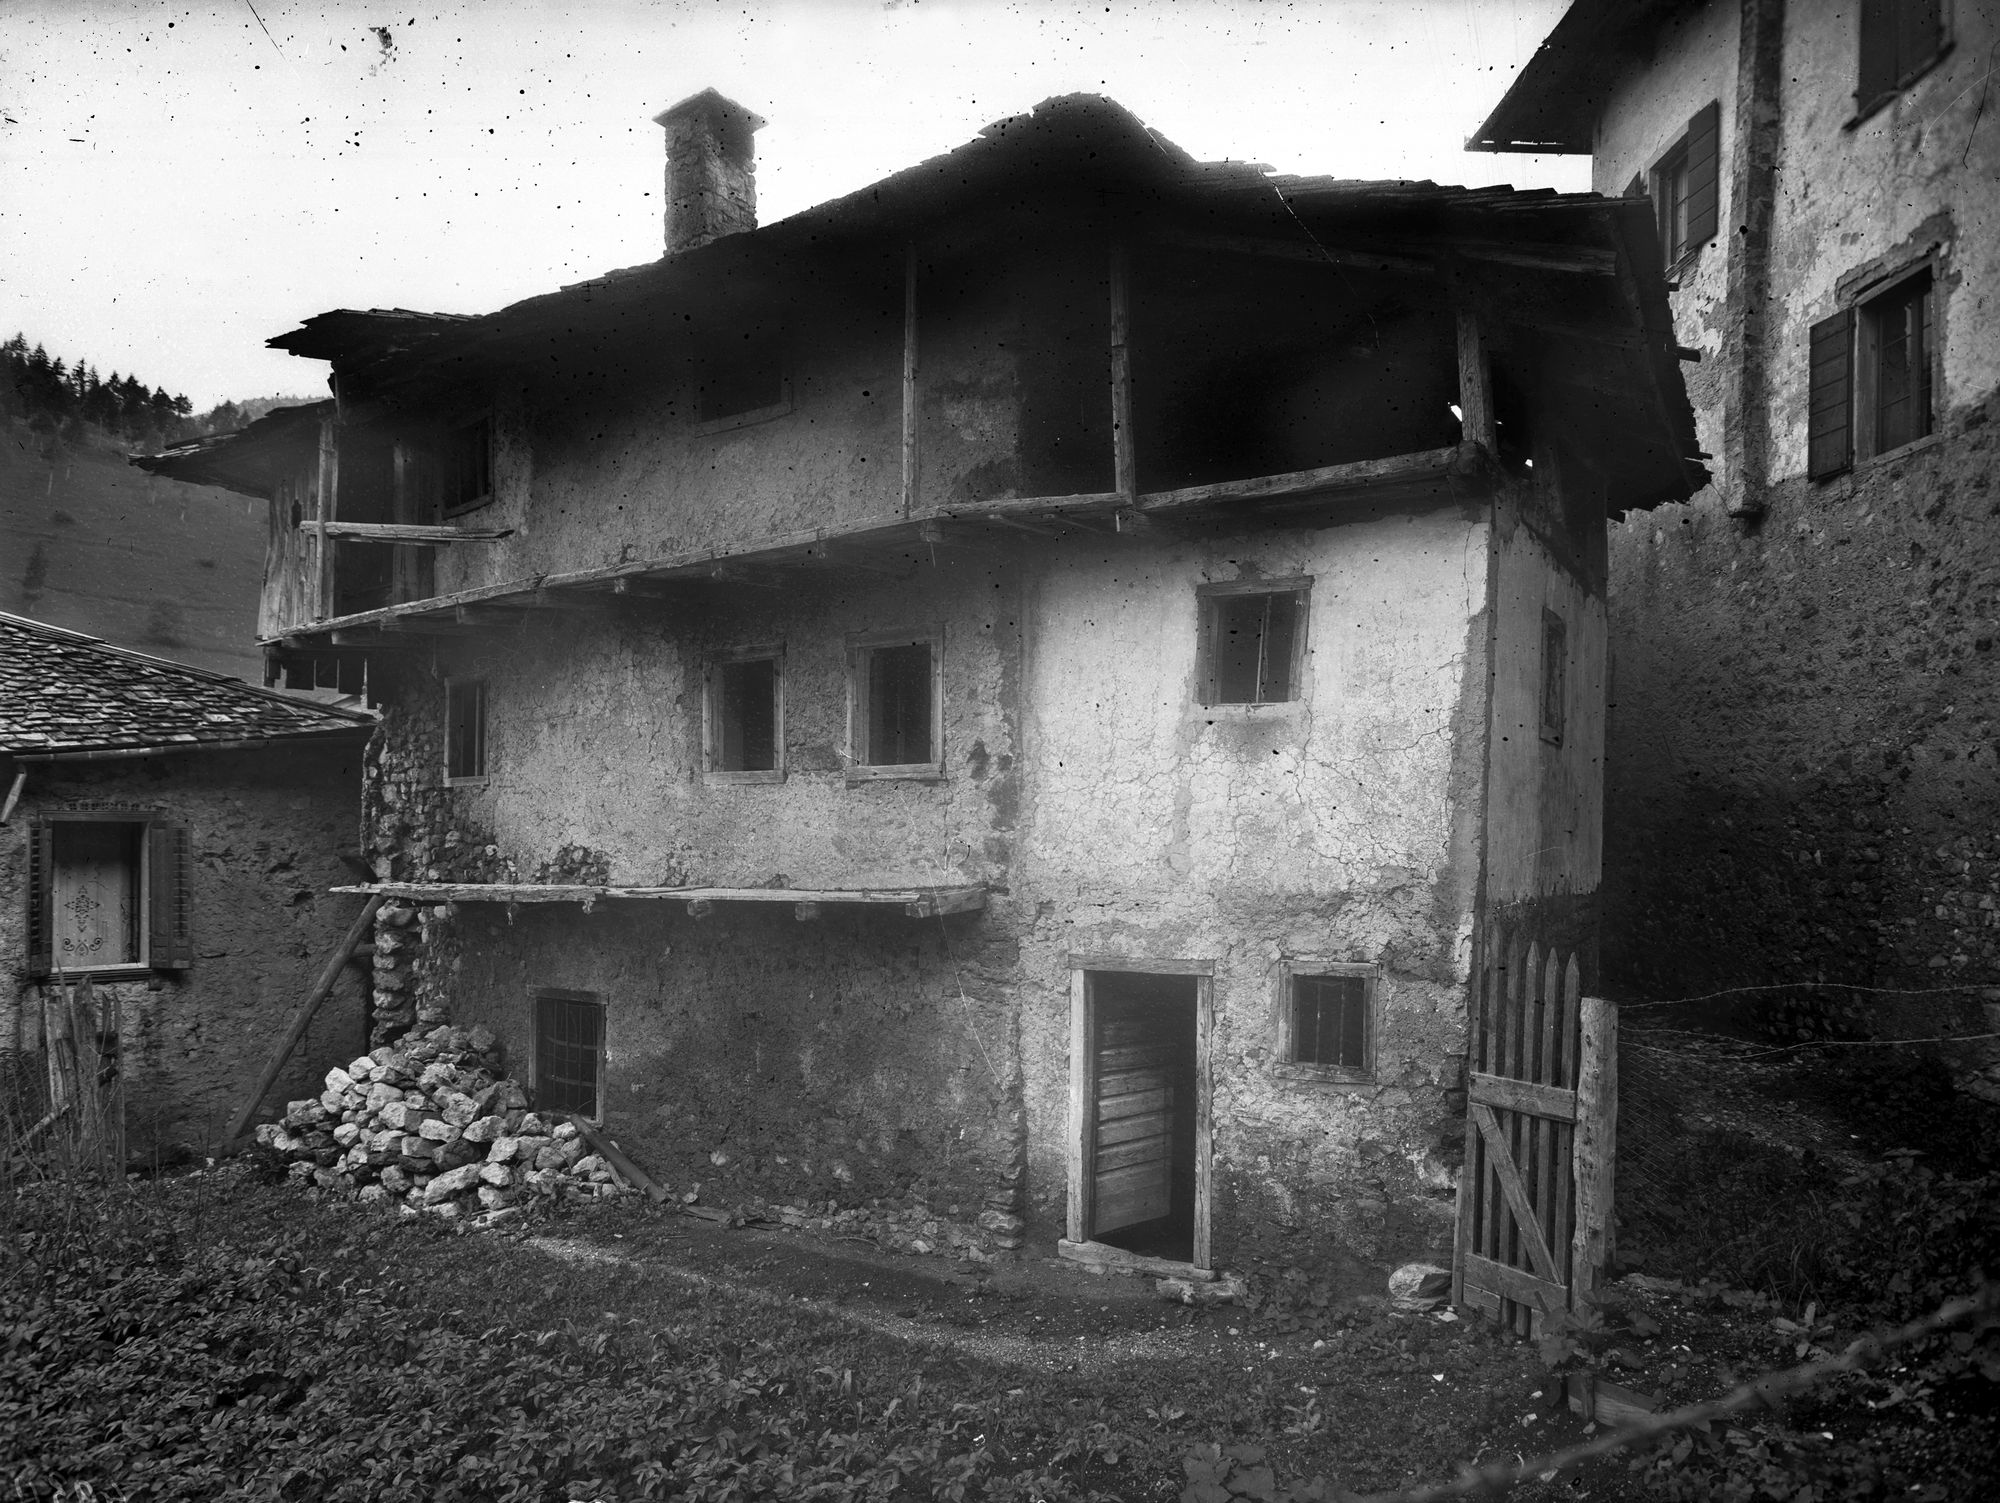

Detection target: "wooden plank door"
[1454, 926, 1613, 1336]
[1091, 1000, 1177, 1235]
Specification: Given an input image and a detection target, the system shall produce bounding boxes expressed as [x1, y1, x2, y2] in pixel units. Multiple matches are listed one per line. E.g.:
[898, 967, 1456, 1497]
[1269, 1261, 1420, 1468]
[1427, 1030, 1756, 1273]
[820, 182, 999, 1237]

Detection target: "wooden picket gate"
[1453, 926, 1617, 1335]
[2, 977, 126, 1181]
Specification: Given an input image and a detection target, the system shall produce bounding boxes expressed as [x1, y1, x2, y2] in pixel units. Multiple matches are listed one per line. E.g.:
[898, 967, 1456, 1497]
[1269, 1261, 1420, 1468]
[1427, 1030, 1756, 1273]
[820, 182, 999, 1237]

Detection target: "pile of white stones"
[254, 1024, 634, 1222]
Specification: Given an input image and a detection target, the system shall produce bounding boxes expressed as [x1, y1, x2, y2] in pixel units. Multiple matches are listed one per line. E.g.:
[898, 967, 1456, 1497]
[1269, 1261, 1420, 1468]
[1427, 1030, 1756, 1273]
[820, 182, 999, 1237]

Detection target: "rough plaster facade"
[1, 743, 366, 1160]
[1570, 0, 2000, 1000]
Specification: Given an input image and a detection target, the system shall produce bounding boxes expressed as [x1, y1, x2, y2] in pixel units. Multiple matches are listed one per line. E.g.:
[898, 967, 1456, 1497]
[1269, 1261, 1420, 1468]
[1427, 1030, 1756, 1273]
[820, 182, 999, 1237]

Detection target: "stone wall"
[0, 741, 366, 1160]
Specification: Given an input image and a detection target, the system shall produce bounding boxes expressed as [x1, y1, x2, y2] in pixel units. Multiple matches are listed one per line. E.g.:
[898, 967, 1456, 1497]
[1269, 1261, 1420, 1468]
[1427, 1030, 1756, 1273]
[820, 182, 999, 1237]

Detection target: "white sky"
[0, 0, 1583, 410]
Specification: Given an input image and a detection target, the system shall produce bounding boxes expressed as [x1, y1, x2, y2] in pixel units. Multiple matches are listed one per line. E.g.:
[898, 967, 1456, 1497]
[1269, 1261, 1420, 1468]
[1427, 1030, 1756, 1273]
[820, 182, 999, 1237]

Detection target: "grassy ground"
[2, 1153, 1993, 1501]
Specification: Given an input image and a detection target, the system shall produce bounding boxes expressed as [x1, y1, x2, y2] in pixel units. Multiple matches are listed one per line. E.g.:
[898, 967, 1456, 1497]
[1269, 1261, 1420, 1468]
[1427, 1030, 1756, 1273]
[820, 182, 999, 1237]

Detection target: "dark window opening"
[1649, 101, 1718, 265]
[1290, 972, 1371, 1076]
[1858, 0, 1945, 112]
[534, 990, 603, 1119]
[446, 678, 487, 782]
[1654, 145, 1691, 263]
[1868, 269, 1933, 455]
[1541, 610, 1569, 746]
[697, 337, 787, 424]
[861, 641, 935, 767]
[715, 656, 779, 773]
[1201, 589, 1304, 706]
[1087, 971, 1198, 1263]
[442, 417, 493, 516]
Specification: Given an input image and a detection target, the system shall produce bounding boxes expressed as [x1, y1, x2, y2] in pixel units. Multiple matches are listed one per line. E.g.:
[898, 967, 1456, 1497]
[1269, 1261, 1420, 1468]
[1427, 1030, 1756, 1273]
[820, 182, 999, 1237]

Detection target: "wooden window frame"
[1849, 0, 1951, 126]
[1195, 577, 1312, 709]
[1854, 262, 1937, 463]
[1540, 609, 1569, 747]
[846, 628, 944, 783]
[703, 643, 786, 784]
[531, 987, 606, 1125]
[440, 413, 495, 518]
[1272, 960, 1379, 1085]
[1651, 140, 1692, 265]
[1647, 101, 1718, 272]
[27, 806, 193, 978]
[444, 676, 489, 787]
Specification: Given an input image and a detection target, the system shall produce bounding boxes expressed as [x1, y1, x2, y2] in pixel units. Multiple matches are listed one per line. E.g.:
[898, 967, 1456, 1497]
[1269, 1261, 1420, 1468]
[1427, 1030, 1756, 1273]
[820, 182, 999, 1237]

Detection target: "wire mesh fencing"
[1, 977, 126, 1184]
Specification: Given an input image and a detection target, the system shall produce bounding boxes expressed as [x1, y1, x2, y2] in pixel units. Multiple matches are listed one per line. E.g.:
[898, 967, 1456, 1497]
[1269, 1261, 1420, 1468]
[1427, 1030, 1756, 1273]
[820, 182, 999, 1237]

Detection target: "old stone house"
[140, 93, 1700, 1277]
[1471, 0, 2000, 1004]
[1, 612, 372, 1162]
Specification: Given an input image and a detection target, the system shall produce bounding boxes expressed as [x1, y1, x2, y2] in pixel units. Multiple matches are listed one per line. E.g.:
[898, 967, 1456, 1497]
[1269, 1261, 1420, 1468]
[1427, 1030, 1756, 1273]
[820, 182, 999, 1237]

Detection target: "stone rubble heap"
[254, 1024, 635, 1222]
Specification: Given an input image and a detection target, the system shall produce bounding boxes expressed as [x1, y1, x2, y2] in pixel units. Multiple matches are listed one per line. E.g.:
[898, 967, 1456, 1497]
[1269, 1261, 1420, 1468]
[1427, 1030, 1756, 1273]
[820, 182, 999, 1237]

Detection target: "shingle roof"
[0, 612, 373, 757]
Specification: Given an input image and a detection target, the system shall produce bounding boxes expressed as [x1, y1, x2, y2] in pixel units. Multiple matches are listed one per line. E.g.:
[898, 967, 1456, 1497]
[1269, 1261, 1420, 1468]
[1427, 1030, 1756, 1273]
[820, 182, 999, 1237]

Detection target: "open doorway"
[1068, 968, 1210, 1268]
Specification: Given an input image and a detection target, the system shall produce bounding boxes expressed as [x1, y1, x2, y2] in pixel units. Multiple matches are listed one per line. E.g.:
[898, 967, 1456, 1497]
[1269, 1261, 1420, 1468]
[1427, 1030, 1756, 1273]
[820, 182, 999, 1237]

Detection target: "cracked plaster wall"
[1, 744, 366, 1161]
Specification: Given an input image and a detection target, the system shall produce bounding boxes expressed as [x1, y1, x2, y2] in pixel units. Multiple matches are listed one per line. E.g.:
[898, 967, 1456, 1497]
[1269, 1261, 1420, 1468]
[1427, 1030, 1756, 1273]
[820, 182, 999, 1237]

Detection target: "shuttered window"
[534, 990, 604, 1119]
[1857, 0, 1945, 113]
[27, 812, 192, 977]
[1651, 101, 1719, 265]
[1808, 309, 1855, 480]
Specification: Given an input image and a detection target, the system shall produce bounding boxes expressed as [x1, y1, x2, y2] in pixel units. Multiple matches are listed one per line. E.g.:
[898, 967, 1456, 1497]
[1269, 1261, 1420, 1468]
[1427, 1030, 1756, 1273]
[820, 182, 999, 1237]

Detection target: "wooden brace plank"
[1470, 1101, 1564, 1285]
[1470, 1071, 1577, 1122]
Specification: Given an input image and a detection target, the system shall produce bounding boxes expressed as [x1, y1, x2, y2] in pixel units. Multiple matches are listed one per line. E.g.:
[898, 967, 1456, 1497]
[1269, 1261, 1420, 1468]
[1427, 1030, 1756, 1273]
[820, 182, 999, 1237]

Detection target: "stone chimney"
[654, 88, 765, 256]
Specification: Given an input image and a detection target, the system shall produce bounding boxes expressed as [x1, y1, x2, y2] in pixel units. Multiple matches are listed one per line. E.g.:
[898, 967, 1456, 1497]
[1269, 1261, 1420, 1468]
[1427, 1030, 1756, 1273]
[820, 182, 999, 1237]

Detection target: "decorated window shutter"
[1683, 102, 1720, 250]
[27, 819, 53, 978]
[1807, 309, 1855, 481]
[147, 820, 195, 970]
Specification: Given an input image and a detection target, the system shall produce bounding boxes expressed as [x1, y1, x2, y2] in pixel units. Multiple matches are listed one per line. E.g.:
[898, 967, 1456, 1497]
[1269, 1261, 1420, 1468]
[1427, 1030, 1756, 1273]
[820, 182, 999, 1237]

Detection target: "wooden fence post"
[1570, 994, 1618, 1303]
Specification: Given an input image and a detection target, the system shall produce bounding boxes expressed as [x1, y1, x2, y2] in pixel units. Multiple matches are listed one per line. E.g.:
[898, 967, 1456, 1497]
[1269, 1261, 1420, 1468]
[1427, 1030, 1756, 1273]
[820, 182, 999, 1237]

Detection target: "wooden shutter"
[1808, 309, 1855, 481]
[1898, 0, 1943, 88]
[26, 819, 53, 978]
[146, 820, 195, 970]
[1857, 0, 1897, 104]
[1683, 101, 1720, 250]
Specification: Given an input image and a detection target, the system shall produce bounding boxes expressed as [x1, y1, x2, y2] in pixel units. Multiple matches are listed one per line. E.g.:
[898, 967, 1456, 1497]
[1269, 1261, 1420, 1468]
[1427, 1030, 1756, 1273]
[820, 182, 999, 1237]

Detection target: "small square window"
[706, 648, 783, 780]
[849, 633, 941, 777]
[441, 416, 493, 516]
[446, 678, 488, 784]
[1541, 610, 1568, 746]
[1198, 583, 1308, 706]
[533, 989, 604, 1120]
[1277, 964, 1377, 1082]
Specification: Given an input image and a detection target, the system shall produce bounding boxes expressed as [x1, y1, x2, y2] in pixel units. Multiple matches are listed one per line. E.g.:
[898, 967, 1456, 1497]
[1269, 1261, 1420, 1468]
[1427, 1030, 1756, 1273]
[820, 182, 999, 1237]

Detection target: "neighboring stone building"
[139, 93, 1701, 1278]
[1471, 1, 2000, 1002]
[0, 612, 372, 1162]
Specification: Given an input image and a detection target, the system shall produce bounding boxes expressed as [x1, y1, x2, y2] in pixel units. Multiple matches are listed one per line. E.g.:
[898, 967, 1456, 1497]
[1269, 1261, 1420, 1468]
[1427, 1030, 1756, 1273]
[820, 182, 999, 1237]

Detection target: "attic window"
[1198, 581, 1309, 707]
[1649, 102, 1718, 266]
[442, 416, 493, 516]
[694, 335, 790, 431]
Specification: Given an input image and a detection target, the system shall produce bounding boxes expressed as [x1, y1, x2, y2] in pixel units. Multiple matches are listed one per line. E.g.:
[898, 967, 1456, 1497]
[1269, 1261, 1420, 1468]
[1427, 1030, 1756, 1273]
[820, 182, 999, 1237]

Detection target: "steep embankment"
[1, 421, 267, 680]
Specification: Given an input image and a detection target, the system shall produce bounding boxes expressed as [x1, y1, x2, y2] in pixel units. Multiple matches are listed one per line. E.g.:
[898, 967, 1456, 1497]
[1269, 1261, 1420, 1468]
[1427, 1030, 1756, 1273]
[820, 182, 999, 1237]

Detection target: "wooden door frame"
[1063, 958, 1214, 1272]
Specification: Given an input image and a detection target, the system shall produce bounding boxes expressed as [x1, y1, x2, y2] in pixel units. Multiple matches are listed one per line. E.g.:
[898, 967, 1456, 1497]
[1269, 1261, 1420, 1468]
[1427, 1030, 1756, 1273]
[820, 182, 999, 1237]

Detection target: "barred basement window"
[445, 677, 488, 785]
[26, 810, 194, 977]
[1198, 580, 1310, 706]
[1278, 964, 1377, 1083]
[533, 989, 604, 1121]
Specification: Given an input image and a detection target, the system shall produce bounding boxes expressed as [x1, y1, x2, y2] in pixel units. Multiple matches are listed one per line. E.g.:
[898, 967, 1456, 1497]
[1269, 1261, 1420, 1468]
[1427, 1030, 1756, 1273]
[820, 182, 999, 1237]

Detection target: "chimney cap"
[652, 87, 767, 134]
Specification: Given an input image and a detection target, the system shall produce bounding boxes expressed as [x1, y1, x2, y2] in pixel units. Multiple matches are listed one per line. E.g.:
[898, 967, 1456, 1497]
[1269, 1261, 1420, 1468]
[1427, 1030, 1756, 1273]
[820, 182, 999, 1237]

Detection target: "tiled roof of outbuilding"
[0, 612, 373, 757]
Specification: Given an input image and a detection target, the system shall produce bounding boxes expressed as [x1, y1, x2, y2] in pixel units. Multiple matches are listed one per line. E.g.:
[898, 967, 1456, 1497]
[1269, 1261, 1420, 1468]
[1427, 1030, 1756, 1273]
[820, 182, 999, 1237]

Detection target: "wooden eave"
[331, 881, 987, 919]
[262, 443, 1483, 648]
[1466, 0, 1700, 154]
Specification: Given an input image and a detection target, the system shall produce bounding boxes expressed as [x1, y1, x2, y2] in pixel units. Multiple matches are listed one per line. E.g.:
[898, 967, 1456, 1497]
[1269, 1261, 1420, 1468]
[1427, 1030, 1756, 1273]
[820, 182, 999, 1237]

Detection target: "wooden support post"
[902, 243, 919, 515]
[315, 413, 338, 620]
[1456, 309, 1496, 454]
[0, 767, 24, 825]
[1110, 243, 1136, 504]
[226, 894, 384, 1142]
[1569, 994, 1618, 1304]
[569, 1115, 670, 1204]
